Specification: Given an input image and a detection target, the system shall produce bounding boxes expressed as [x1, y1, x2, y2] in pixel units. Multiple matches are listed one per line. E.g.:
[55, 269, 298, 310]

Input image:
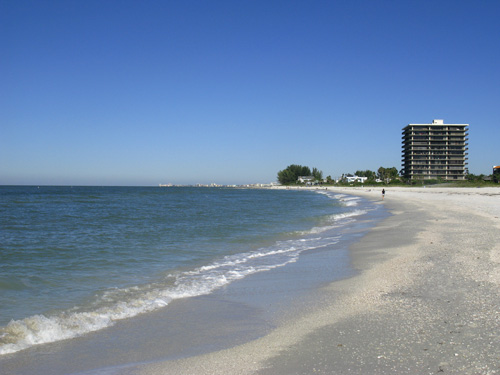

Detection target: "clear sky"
[2, 0, 499, 186]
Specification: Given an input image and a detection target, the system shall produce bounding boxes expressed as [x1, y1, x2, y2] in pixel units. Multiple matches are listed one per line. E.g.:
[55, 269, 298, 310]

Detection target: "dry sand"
[135, 187, 500, 375]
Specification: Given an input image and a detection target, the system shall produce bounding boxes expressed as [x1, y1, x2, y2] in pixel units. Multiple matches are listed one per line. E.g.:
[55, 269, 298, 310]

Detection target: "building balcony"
[412, 142, 429, 146]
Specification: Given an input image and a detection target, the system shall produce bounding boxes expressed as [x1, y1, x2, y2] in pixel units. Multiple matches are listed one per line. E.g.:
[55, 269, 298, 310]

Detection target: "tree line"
[278, 164, 500, 186]
[277, 164, 400, 185]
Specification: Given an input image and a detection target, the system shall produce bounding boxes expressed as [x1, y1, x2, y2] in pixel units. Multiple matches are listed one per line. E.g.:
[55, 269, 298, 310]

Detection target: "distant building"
[494, 166, 500, 183]
[345, 176, 368, 184]
[401, 119, 469, 181]
[297, 176, 315, 184]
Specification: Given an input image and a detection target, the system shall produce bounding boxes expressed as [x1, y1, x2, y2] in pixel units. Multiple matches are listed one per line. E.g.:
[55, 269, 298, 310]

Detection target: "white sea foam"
[325, 192, 361, 207]
[330, 209, 367, 221]
[0, 233, 342, 355]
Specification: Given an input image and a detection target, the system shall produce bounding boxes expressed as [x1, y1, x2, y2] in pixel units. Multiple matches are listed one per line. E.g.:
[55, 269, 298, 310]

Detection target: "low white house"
[297, 176, 315, 184]
[345, 175, 368, 184]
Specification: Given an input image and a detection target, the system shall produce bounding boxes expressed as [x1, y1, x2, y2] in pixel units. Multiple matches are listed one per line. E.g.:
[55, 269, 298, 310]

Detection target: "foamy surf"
[0, 233, 340, 355]
[332, 193, 361, 207]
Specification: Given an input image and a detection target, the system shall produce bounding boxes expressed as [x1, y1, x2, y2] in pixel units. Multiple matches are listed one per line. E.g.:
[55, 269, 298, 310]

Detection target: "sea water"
[0, 186, 374, 356]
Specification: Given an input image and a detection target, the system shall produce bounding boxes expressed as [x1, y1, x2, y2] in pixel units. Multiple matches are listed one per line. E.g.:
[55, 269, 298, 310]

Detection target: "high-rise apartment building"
[401, 119, 469, 181]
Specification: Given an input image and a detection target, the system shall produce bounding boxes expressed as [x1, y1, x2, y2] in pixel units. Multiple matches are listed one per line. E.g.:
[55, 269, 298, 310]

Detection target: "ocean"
[0, 186, 381, 361]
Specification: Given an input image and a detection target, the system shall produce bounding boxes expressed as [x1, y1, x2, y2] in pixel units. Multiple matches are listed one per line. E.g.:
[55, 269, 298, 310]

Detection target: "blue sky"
[1, 0, 499, 185]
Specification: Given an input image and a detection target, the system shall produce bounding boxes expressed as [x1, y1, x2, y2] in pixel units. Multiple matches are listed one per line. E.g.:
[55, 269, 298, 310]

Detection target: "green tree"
[277, 164, 312, 185]
[312, 167, 323, 181]
[377, 166, 399, 181]
[377, 167, 386, 180]
[277, 168, 296, 185]
[388, 167, 399, 179]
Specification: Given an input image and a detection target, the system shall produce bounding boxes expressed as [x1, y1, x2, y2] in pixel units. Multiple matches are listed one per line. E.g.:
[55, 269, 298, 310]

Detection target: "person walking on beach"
[382, 189, 385, 200]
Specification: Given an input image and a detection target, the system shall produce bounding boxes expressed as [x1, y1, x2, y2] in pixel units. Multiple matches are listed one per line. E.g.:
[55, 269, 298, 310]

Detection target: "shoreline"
[135, 187, 500, 374]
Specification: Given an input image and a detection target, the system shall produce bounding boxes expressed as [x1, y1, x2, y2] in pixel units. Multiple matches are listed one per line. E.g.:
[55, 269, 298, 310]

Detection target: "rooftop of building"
[404, 119, 469, 127]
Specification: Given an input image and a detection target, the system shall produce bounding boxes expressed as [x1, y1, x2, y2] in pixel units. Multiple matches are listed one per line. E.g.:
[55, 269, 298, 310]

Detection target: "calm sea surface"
[0, 186, 370, 355]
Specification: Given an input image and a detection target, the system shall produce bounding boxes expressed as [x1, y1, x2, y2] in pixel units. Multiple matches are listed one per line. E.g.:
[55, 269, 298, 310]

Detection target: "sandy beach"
[134, 186, 500, 375]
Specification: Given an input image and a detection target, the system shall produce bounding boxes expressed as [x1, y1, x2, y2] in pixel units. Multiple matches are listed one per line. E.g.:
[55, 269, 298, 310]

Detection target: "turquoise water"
[0, 186, 368, 355]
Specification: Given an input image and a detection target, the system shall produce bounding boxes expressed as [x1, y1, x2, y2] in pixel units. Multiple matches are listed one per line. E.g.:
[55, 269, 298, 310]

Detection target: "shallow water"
[0, 186, 371, 356]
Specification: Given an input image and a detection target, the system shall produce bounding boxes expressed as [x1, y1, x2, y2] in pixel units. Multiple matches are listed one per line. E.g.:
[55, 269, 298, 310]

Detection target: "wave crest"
[0, 234, 341, 355]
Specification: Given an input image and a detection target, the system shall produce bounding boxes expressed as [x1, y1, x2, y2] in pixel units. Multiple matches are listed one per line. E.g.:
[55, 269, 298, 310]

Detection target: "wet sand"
[136, 187, 500, 375]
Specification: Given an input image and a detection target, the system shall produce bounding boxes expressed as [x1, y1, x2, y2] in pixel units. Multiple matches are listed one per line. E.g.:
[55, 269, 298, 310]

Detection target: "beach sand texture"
[135, 187, 500, 375]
